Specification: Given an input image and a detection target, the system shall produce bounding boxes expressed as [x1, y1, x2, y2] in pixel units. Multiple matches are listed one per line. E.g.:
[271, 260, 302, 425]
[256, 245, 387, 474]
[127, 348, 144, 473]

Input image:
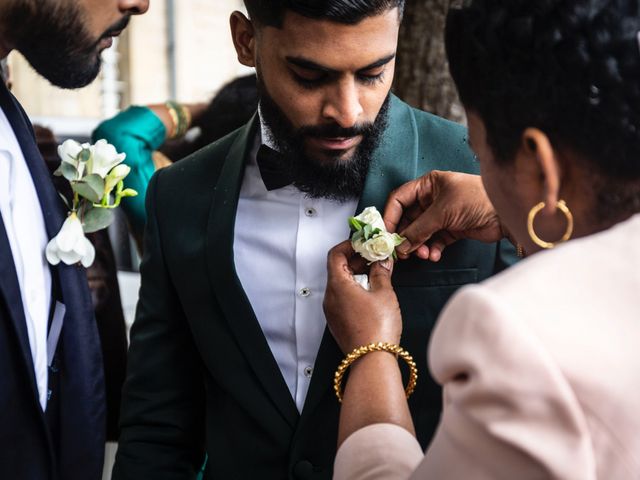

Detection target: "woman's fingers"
[368, 258, 394, 292]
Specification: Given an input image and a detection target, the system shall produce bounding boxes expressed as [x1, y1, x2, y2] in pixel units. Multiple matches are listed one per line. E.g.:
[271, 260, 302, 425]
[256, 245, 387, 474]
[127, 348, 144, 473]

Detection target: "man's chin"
[37, 54, 102, 89]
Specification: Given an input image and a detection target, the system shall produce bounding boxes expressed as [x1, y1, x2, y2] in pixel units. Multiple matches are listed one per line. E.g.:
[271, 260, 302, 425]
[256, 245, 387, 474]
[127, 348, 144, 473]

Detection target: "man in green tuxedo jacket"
[113, 1, 516, 479]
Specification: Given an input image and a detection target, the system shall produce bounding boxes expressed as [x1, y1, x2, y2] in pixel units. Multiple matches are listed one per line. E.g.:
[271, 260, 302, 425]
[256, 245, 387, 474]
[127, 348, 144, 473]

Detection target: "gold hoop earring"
[527, 200, 574, 249]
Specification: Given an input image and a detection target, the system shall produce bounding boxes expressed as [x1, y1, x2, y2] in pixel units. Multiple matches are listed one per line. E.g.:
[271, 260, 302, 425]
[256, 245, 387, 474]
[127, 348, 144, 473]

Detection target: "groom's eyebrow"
[285, 54, 396, 74]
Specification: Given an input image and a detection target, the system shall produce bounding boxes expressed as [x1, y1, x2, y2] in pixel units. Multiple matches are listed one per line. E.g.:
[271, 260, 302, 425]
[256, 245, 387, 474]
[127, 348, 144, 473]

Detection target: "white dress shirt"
[0, 107, 52, 410]
[234, 125, 358, 412]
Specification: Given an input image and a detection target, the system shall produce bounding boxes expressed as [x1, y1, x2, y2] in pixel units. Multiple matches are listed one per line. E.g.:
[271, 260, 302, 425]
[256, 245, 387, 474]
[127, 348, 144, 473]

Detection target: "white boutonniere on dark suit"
[45, 139, 137, 267]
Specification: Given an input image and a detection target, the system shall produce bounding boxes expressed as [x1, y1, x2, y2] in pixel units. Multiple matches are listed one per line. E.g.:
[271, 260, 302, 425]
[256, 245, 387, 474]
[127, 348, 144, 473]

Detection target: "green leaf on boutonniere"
[363, 223, 373, 240]
[392, 233, 406, 246]
[78, 148, 91, 163]
[82, 206, 114, 233]
[348, 217, 365, 232]
[54, 162, 78, 182]
[72, 174, 104, 203]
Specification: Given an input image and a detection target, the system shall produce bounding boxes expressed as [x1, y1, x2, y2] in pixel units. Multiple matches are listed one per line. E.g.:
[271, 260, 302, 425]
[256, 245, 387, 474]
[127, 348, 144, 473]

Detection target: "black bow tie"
[256, 144, 293, 191]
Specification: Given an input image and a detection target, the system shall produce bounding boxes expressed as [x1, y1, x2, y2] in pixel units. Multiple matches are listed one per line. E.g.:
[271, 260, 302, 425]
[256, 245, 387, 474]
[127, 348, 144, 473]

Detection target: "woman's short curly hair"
[446, 0, 640, 184]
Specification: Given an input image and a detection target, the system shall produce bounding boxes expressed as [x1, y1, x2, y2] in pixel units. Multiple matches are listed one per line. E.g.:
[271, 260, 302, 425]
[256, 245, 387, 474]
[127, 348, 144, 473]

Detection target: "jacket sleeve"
[334, 284, 596, 480]
[112, 170, 205, 480]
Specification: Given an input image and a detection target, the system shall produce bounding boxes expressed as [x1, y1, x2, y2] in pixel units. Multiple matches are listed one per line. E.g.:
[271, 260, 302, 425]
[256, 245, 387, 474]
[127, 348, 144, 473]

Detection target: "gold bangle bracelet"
[165, 101, 190, 138]
[334, 342, 418, 403]
[165, 102, 179, 138]
[180, 103, 192, 133]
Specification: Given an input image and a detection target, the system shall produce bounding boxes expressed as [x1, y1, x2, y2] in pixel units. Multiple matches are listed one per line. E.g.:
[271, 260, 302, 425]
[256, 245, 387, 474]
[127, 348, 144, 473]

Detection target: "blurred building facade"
[9, 0, 250, 137]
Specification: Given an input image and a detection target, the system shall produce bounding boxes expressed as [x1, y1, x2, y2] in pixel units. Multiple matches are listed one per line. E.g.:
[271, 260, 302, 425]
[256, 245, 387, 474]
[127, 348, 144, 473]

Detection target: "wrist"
[343, 334, 401, 355]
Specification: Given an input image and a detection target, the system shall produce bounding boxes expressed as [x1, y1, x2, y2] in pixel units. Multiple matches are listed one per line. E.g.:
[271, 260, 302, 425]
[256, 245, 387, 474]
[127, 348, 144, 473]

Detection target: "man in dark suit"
[114, 1, 516, 479]
[0, 1, 148, 479]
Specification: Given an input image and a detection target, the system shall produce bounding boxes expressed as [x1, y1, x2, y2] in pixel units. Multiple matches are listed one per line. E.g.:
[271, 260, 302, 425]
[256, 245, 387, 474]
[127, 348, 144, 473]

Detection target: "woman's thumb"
[369, 258, 394, 291]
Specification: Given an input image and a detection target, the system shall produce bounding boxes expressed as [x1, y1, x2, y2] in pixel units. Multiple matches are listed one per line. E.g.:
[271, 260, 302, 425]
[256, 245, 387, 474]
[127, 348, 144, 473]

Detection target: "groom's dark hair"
[243, 0, 405, 27]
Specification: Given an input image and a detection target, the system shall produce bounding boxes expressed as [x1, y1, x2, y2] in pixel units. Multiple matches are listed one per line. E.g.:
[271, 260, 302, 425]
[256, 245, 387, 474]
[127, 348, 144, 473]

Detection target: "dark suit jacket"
[0, 82, 106, 480]
[38, 124, 128, 442]
[113, 95, 516, 480]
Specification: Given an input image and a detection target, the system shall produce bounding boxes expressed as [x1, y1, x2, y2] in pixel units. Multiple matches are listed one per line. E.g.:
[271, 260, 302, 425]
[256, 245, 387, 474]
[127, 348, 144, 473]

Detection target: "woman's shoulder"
[430, 213, 640, 375]
[434, 214, 640, 345]
[472, 213, 640, 312]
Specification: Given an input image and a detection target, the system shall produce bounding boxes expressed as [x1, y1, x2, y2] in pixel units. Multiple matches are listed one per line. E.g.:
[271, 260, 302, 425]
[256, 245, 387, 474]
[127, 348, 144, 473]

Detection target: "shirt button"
[304, 207, 317, 217]
[303, 366, 313, 378]
[299, 287, 311, 297]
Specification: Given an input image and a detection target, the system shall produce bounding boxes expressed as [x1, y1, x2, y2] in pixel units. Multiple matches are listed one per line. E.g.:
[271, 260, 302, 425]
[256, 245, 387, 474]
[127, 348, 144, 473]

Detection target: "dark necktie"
[256, 144, 293, 191]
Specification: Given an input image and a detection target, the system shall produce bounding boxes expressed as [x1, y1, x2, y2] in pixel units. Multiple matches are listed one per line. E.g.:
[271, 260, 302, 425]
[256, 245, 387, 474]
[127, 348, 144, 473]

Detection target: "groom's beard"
[258, 77, 390, 202]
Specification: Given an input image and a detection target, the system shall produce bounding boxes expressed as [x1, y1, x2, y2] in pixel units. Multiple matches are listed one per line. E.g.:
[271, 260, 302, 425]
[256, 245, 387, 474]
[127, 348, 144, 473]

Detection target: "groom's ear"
[230, 11, 257, 68]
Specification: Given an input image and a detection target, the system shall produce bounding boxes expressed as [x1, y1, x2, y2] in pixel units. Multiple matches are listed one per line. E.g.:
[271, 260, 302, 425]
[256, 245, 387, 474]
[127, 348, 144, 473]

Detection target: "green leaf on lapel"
[82, 206, 114, 233]
[78, 148, 91, 163]
[348, 217, 365, 232]
[72, 174, 104, 203]
[54, 162, 78, 182]
[392, 233, 405, 246]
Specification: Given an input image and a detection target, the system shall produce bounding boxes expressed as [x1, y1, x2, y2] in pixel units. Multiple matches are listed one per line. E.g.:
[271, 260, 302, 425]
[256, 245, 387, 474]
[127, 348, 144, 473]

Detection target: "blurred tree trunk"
[393, 0, 465, 123]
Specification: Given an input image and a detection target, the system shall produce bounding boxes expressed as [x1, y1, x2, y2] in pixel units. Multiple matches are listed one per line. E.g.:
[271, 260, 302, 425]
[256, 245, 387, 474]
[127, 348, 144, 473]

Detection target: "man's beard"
[6, 3, 129, 89]
[258, 78, 390, 201]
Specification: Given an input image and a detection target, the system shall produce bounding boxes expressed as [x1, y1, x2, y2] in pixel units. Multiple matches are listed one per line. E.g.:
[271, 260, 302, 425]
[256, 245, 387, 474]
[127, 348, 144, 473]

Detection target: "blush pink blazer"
[335, 214, 640, 479]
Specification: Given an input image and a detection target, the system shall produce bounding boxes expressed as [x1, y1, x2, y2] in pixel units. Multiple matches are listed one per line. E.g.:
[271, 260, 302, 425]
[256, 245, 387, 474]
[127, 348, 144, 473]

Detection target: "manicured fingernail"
[397, 241, 409, 255]
[379, 259, 392, 271]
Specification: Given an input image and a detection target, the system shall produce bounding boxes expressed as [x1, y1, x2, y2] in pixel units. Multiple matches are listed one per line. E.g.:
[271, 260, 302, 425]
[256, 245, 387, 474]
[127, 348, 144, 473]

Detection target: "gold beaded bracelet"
[165, 101, 191, 139]
[334, 342, 418, 403]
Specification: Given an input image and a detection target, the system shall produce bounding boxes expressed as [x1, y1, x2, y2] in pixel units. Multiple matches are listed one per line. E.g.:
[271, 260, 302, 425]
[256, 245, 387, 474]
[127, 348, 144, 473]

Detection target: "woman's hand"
[384, 170, 506, 262]
[324, 241, 402, 354]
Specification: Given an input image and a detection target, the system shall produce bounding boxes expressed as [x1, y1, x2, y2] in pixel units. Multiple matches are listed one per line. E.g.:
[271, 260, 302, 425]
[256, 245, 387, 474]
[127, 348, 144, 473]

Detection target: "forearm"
[338, 351, 415, 446]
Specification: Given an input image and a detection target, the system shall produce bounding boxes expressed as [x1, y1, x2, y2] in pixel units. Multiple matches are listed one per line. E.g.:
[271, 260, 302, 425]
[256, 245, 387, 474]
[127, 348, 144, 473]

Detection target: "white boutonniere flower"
[349, 207, 405, 263]
[348, 207, 405, 291]
[45, 212, 95, 268]
[45, 139, 137, 268]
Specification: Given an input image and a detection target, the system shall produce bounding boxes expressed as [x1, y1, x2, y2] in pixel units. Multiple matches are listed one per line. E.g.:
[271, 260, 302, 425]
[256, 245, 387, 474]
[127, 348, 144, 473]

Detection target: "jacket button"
[293, 460, 314, 479]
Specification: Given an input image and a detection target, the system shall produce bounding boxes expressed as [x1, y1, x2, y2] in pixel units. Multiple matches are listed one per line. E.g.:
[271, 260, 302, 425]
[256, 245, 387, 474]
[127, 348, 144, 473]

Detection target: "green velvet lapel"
[300, 95, 419, 419]
[205, 114, 299, 428]
[356, 95, 421, 213]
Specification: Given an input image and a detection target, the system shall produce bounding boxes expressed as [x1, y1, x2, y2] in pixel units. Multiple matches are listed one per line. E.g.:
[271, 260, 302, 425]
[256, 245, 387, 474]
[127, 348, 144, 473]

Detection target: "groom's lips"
[98, 37, 114, 49]
[98, 29, 124, 50]
[307, 136, 362, 151]
[97, 16, 130, 50]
